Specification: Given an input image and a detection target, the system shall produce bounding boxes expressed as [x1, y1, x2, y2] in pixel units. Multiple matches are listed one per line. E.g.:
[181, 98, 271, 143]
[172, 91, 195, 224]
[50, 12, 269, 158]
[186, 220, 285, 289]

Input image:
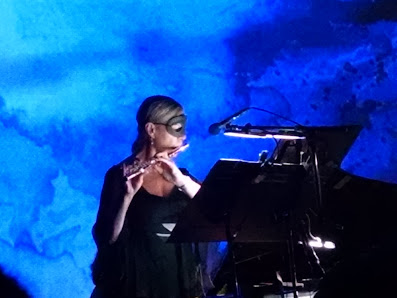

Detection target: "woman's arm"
[93, 165, 143, 246]
[175, 174, 201, 199]
[109, 173, 143, 244]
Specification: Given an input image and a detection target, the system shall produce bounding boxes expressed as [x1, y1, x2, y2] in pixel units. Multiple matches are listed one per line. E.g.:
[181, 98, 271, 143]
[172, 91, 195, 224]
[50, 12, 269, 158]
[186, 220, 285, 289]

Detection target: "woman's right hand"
[123, 164, 144, 201]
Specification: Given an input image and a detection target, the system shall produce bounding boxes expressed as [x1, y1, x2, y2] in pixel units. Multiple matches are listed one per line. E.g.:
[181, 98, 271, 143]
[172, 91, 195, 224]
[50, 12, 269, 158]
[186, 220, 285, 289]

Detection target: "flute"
[124, 143, 189, 181]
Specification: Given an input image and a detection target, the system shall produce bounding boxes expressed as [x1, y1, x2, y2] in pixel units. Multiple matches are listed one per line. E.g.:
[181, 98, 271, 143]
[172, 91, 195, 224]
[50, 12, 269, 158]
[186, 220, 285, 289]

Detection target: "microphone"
[208, 107, 250, 135]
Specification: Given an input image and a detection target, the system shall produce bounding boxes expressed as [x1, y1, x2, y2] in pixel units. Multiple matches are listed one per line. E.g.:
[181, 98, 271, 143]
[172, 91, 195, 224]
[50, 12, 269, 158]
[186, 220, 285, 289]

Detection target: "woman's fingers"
[154, 157, 185, 186]
[124, 169, 144, 195]
[155, 157, 178, 174]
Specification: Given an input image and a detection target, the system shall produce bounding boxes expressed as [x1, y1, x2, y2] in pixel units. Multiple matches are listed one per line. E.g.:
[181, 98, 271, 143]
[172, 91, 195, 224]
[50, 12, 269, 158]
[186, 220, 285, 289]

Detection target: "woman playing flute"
[91, 95, 203, 298]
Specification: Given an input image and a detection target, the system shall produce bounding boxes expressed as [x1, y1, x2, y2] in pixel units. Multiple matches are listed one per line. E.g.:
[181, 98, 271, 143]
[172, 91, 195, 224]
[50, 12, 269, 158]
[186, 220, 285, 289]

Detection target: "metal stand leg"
[287, 237, 299, 298]
[225, 214, 242, 298]
[287, 213, 299, 298]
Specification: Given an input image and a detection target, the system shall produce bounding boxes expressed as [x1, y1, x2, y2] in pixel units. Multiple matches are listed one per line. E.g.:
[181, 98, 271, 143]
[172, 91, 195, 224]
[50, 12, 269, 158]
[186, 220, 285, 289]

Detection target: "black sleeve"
[92, 165, 125, 247]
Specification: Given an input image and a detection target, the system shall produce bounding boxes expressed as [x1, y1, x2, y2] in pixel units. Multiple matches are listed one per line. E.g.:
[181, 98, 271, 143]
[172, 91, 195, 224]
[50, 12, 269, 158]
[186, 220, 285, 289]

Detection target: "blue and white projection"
[0, 0, 396, 297]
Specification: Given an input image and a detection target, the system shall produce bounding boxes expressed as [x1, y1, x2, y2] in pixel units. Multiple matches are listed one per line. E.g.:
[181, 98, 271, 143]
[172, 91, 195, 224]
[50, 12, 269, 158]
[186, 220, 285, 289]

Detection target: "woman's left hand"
[154, 156, 186, 188]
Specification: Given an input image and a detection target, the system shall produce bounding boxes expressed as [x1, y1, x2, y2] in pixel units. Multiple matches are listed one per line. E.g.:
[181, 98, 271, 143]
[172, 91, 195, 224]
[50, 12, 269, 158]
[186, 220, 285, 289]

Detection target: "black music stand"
[168, 159, 259, 297]
[169, 159, 261, 243]
[169, 159, 306, 297]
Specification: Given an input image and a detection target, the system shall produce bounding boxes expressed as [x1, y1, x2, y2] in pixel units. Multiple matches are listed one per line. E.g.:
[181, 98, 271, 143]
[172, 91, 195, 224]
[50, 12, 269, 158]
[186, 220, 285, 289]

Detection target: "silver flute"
[124, 143, 189, 181]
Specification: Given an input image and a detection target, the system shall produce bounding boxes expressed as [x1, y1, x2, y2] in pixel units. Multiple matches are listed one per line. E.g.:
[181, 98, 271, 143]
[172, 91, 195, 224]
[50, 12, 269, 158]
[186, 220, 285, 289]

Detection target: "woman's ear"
[145, 122, 156, 139]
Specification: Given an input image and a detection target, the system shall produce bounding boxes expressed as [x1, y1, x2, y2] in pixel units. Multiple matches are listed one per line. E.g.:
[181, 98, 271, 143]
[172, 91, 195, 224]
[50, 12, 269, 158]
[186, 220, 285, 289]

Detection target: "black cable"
[249, 107, 303, 127]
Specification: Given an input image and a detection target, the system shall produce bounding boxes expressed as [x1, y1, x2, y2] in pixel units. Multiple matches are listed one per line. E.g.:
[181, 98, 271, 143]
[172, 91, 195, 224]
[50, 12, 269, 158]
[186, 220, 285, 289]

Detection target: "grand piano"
[170, 123, 397, 297]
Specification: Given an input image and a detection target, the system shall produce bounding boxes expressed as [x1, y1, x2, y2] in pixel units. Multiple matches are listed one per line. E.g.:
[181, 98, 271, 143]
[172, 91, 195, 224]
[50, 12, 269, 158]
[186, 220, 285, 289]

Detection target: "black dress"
[91, 161, 203, 298]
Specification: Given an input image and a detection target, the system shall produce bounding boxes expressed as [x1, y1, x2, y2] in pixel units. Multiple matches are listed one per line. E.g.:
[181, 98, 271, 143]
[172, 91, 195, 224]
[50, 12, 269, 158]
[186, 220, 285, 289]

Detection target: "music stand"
[169, 159, 306, 297]
[169, 159, 262, 244]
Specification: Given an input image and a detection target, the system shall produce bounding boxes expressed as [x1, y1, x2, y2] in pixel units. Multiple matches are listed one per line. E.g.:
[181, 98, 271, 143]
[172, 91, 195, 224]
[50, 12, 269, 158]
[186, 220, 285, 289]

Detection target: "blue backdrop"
[0, 0, 396, 297]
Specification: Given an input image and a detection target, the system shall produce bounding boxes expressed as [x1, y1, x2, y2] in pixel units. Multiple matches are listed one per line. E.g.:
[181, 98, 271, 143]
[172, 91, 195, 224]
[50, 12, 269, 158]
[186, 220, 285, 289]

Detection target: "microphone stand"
[224, 213, 242, 298]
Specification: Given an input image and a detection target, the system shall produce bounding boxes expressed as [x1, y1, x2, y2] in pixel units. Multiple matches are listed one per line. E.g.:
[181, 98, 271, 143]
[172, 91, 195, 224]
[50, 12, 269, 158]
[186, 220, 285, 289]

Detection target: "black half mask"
[154, 114, 187, 137]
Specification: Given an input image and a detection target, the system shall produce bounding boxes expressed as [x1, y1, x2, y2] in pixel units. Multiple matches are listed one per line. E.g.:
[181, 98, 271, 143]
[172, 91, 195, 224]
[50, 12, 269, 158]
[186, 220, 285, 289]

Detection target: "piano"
[170, 125, 397, 297]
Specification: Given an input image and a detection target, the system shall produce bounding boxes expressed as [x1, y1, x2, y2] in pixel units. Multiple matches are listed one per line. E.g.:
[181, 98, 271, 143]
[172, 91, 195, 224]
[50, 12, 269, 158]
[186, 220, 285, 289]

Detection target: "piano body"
[170, 125, 397, 297]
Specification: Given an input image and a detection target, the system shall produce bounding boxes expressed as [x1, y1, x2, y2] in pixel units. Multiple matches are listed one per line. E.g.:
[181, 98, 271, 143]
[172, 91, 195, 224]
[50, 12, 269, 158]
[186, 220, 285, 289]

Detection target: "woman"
[91, 95, 203, 298]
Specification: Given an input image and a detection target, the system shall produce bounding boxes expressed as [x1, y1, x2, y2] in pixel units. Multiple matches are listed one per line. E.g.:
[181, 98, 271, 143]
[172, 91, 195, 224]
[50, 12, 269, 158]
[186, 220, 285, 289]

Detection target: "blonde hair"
[131, 95, 182, 154]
